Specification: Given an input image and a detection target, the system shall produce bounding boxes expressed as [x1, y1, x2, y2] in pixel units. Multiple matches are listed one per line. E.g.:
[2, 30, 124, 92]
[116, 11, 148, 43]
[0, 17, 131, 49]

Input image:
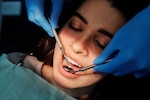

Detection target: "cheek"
[88, 46, 103, 63]
[59, 29, 72, 40]
[59, 26, 79, 41]
[81, 74, 104, 86]
[59, 28, 77, 52]
[53, 44, 61, 68]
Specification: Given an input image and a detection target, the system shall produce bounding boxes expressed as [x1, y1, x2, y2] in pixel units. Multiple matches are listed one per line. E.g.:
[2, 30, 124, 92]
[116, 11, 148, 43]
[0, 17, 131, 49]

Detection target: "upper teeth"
[64, 55, 81, 68]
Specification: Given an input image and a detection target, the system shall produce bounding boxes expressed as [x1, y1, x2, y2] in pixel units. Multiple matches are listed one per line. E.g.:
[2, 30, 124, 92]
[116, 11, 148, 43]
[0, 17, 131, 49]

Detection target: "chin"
[52, 72, 101, 89]
[52, 76, 75, 89]
[52, 72, 81, 89]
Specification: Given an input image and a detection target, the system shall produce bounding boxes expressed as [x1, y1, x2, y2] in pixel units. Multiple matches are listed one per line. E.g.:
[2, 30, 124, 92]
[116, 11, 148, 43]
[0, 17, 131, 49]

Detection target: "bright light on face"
[52, 0, 126, 90]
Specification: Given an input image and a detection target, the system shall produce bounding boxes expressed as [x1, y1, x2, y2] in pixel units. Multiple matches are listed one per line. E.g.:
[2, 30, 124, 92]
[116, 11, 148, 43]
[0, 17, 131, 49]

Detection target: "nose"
[71, 38, 88, 56]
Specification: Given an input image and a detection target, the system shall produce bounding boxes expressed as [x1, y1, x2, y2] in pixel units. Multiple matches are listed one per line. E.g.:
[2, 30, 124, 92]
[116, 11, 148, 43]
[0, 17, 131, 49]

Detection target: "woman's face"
[53, 0, 126, 89]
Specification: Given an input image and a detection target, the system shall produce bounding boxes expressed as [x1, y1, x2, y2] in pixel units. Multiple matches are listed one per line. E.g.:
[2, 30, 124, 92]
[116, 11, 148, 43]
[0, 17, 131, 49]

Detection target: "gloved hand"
[93, 5, 150, 78]
[25, 0, 65, 36]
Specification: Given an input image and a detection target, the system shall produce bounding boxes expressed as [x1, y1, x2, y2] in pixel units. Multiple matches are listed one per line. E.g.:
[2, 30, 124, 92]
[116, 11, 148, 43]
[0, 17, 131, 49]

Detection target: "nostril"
[71, 42, 88, 56]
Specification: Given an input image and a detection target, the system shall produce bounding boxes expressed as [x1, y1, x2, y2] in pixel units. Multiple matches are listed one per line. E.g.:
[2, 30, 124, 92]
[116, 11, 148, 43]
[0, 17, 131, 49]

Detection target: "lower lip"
[59, 57, 80, 79]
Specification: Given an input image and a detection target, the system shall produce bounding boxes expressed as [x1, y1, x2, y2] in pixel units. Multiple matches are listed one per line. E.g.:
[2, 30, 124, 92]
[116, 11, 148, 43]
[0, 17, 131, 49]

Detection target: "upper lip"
[64, 54, 81, 68]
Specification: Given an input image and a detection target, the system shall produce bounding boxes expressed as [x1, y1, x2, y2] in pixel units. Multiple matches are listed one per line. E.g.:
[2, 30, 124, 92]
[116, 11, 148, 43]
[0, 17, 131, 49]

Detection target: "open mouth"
[63, 55, 81, 74]
[63, 66, 74, 73]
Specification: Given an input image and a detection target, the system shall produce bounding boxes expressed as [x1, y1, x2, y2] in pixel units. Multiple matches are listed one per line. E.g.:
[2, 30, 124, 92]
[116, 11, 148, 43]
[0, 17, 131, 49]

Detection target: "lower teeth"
[63, 66, 74, 73]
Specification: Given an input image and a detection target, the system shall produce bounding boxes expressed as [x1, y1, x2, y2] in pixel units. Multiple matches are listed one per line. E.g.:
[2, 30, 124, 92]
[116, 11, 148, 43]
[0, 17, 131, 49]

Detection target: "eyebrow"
[73, 12, 88, 24]
[73, 12, 113, 39]
[98, 29, 113, 39]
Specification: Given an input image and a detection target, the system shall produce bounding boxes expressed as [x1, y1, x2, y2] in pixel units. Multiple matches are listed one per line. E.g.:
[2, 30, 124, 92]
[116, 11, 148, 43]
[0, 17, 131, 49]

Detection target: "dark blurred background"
[0, 0, 46, 54]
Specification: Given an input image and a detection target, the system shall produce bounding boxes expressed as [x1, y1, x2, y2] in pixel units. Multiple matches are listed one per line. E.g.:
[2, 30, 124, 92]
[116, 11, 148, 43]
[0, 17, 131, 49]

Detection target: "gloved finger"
[134, 68, 150, 78]
[93, 55, 121, 74]
[94, 51, 136, 76]
[34, 15, 54, 37]
[94, 40, 119, 65]
[27, 11, 41, 26]
[27, 11, 54, 37]
[50, 0, 64, 28]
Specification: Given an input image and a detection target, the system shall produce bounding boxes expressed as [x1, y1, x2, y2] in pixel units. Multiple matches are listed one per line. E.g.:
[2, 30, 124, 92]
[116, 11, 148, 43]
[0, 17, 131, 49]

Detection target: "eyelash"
[95, 39, 105, 49]
[69, 23, 82, 32]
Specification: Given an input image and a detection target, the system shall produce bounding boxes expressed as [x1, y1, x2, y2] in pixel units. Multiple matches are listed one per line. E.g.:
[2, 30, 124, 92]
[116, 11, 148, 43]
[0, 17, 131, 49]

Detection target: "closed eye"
[69, 23, 82, 32]
[95, 39, 105, 49]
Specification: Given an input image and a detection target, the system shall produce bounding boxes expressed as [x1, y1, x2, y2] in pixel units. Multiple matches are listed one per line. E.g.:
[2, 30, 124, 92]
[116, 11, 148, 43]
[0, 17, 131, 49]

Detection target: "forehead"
[76, 0, 126, 34]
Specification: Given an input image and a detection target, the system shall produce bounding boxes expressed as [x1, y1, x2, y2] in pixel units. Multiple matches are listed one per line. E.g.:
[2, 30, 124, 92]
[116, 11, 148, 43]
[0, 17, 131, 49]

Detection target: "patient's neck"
[55, 83, 96, 99]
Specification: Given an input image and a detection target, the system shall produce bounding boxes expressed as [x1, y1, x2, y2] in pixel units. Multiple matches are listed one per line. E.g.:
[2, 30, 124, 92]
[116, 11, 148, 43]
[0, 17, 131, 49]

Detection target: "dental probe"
[73, 58, 112, 73]
[51, 26, 65, 54]
[48, 18, 65, 55]
[50, 23, 69, 62]
[48, 19, 70, 67]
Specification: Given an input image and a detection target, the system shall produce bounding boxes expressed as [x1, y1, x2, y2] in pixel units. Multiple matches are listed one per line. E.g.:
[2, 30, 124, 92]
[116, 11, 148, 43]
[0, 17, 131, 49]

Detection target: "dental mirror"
[63, 58, 112, 74]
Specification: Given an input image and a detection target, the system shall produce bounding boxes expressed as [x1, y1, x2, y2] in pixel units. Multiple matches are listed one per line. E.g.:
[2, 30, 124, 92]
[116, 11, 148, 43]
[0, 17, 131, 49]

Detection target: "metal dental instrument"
[49, 23, 69, 61]
[51, 26, 65, 54]
[48, 18, 65, 55]
[72, 52, 118, 73]
[72, 58, 112, 74]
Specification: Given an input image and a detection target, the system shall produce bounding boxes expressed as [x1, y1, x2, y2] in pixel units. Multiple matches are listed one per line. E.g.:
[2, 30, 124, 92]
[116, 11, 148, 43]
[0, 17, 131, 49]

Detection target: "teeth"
[63, 66, 74, 73]
[64, 55, 81, 68]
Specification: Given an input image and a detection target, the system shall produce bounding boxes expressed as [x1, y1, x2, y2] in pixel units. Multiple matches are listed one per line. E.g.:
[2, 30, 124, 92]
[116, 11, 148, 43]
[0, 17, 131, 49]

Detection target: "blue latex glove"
[25, 0, 65, 36]
[94, 5, 150, 78]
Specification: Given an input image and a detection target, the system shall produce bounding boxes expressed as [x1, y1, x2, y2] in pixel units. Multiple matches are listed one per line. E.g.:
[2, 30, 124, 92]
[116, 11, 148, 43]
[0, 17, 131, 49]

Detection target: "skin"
[41, 0, 126, 97]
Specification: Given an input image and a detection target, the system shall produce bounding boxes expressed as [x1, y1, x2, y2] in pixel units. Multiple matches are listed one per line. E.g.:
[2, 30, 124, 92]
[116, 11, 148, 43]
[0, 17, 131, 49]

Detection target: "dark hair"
[109, 0, 150, 21]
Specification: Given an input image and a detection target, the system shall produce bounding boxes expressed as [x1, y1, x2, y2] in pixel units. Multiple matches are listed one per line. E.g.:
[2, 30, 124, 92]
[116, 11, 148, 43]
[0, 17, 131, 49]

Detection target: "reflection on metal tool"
[50, 25, 64, 54]
[72, 58, 112, 74]
[48, 18, 65, 55]
[50, 24, 69, 62]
